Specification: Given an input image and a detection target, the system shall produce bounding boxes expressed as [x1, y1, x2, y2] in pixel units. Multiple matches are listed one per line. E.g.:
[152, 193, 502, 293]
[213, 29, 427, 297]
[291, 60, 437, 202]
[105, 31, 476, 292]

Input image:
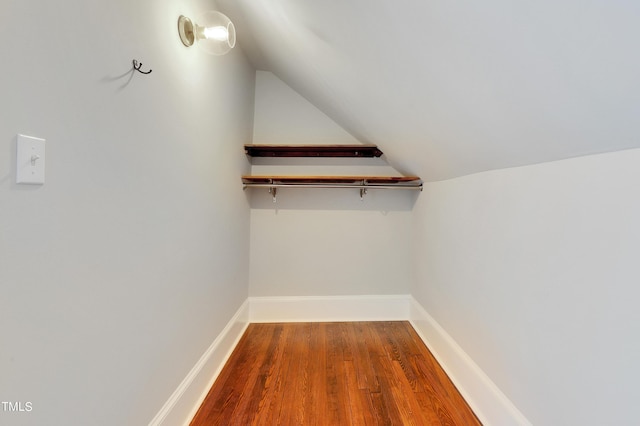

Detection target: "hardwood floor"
[190, 321, 481, 425]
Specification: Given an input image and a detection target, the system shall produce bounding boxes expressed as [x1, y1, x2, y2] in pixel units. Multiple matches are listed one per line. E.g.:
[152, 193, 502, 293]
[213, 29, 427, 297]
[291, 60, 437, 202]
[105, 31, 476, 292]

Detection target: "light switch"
[16, 134, 46, 184]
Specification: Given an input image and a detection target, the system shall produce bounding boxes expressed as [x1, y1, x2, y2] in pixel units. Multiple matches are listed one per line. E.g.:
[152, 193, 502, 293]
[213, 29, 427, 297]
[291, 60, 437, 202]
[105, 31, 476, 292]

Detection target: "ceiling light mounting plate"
[178, 15, 195, 47]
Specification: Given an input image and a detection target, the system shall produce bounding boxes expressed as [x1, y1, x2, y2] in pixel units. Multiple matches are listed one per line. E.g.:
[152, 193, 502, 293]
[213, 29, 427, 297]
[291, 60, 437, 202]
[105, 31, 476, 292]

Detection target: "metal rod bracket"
[360, 187, 367, 200]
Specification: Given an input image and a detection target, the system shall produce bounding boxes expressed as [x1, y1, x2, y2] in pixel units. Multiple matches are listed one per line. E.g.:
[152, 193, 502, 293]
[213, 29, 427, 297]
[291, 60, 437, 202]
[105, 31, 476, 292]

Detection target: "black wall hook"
[133, 59, 152, 74]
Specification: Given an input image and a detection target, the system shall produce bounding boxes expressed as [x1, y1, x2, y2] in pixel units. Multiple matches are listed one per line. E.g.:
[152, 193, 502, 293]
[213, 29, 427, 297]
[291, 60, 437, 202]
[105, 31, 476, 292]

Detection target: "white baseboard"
[147, 300, 250, 426]
[149, 295, 529, 426]
[249, 294, 411, 322]
[409, 298, 531, 426]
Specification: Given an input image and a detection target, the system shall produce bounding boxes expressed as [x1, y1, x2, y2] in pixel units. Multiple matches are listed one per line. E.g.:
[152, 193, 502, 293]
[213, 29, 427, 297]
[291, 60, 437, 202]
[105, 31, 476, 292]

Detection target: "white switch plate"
[16, 134, 46, 184]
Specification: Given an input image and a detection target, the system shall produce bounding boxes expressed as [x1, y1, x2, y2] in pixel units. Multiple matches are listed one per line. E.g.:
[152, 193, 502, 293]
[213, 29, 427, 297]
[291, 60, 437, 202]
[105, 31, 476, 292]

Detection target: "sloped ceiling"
[218, 0, 640, 181]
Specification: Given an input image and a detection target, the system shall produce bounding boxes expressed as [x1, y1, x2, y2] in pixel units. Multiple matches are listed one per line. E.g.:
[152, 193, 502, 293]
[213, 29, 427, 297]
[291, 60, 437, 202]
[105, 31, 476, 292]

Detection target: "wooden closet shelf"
[244, 144, 384, 158]
[242, 175, 422, 187]
[242, 144, 422, 200]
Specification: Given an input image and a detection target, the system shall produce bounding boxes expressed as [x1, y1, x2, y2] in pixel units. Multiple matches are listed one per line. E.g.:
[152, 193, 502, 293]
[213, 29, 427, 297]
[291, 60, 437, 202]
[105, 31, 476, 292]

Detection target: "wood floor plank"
[379, 322, 423, 393]
[348, 322, 380, 392]
[287, 323, 312, 425]
[343, 360, 378, 426]
[369, 354, 405, 425]
[326, 323, 350, 425]
[190, 321, 481, 426]
[249, 323, 287, 425]
[369, 391, 394, 426]
[305, 323, 326, 426]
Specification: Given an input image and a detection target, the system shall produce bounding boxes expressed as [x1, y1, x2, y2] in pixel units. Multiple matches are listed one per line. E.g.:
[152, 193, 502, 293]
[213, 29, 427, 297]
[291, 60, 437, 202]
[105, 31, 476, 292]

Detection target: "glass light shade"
[178, 11, 236, 56]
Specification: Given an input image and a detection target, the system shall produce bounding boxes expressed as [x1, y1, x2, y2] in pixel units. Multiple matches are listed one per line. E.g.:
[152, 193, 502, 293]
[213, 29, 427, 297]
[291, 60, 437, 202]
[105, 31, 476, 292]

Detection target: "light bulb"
[203, 26, 229, 42]
[178, 11, 236, 55]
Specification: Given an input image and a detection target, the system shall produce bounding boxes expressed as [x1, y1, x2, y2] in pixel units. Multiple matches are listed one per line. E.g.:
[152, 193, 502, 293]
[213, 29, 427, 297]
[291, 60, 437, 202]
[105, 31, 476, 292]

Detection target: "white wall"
[250, 195, 415, 297]
[252, 71, 359, 145]
[412, 148, 640, 425]
[249, 72, 415, 297]
[0, 1, 255, 425]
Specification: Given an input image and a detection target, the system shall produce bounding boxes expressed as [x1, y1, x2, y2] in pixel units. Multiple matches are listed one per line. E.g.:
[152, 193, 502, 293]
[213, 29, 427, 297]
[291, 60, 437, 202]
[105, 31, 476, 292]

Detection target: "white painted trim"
[148, 300, 250, 426]
[150, 295, 530, 426]
[409, 297, 532, 426]
[249, 294, 411, 322]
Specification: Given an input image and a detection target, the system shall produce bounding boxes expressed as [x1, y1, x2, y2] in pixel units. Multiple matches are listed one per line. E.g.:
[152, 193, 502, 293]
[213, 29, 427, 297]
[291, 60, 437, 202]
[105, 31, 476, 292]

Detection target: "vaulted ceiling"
[218, 0, 640, 181]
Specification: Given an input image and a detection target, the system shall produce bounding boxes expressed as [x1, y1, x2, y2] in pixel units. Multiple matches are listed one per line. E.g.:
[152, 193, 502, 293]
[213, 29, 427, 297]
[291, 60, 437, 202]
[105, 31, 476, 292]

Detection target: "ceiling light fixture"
[178, 11, 236, 55]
